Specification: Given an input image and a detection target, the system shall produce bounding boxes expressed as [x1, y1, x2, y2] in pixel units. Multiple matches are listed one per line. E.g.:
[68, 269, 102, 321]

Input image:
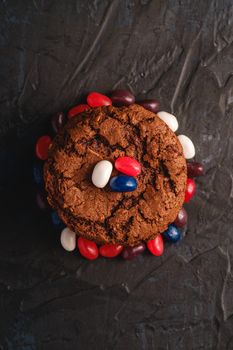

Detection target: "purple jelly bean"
[36, 190, 49, 211]
[122, 243, 146, 260]
[110, 89, 135, 106]
[51, 112, 66, 133]
[187, 162, 204, 178]
[137, 99, 160, 113]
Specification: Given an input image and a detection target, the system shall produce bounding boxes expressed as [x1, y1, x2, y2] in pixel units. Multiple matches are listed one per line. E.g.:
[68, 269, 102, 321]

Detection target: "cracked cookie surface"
[44, 104, 187, 246]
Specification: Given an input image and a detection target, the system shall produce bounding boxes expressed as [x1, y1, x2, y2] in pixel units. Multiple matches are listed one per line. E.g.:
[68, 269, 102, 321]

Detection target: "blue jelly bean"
[110, 175, 137, 192]
[33, 161, 44, 186]
[163, 225, 180, 243]
[51, 211, 65, 229]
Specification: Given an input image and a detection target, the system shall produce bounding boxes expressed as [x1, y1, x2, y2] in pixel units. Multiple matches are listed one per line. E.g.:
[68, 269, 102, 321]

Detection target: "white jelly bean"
[60, 227, 76, 251]
[157, 111, 178, 132]
[178, 135, 195, 159]
[92, 160, 113, 188]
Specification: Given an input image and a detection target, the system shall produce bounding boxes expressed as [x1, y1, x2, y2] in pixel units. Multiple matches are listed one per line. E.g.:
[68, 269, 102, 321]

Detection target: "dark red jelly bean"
[77, 237, 99, 260]
[187, 162, 204, 178]
[121, 243, 146, 260]
[35, 135, 52, 160]
[137, 99, 160, 113]
[36, 190, 49, 211]
[173, 207, 188, 228]
[87, 92, 112, 107]
[184, 178, 196, 202]
[115, 156, 141, 176]
[99, 244, 123, 258]
[68, 104, 90, 119]
[110, 89, 135, 106]
[51, 112, 66, 133]
[147, 235, 164, 256]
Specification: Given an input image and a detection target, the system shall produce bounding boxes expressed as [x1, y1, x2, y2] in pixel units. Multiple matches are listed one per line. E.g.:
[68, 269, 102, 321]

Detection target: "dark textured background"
[0, 1, 233, 349]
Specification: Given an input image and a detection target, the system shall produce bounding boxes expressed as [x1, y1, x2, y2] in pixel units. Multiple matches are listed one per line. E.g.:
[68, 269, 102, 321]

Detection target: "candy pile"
[34, 90, 204, 260]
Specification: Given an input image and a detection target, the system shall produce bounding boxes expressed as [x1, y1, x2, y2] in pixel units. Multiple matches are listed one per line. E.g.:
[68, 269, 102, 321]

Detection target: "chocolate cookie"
[44, 104, 187, 246]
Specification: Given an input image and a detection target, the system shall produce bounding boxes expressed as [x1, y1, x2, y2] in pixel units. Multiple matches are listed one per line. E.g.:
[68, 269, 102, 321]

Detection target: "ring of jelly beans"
[32, 90, 204, 260]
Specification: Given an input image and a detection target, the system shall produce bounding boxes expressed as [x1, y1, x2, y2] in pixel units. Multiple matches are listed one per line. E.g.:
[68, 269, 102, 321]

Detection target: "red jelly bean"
[77, 237, 99, 260]
[99, 244, 123, 258]
[184, 178, 196, 202]
[173, 207, 188, 227]
[115, 156, 141, 176]
[87, 92, 112, 107]
[35, 135, 52, 160]
[68, 104, 90, 119]
[187, 162, 204, 178]
[147, 235, 164, 256]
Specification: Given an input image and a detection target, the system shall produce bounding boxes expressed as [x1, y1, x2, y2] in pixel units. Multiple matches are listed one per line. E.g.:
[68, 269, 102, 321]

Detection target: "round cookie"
[44, 104, 187, 246]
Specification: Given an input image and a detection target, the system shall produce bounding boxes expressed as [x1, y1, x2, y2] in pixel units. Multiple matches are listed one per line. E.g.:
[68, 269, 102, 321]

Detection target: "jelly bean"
[187, 162, 204, 178]
[68, 104, 90, 119]
[163, 225, 180, 243]
[110, 175, 138, 192]
[51, 112, 66, 133]
[137, 99, 160, 113]
[60, 227, 76, 252]
[33, 161, 44, 186]
[77, 237, 99, 260]
[110, 89, 135, 106]
[173, 207, 188, 227]
[87, 92, 112, 107]
[36, 190, 49, 211]
[115, 156, 141, 176]
[99, 244, 123, 258]
[35, 135, 52, 160]
[184, 178, 196, 202]
[147, 235, 164, 256]
[121, 243, 146, 260]
[157, 111, 178, 132]
[92, 160, 113, 188]
[178, 135, 195, 159]
[51, 211, 66, 230]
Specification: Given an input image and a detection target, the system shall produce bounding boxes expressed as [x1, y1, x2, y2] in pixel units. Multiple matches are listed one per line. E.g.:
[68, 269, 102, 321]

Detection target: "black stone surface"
[0, 1, 233, 349]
